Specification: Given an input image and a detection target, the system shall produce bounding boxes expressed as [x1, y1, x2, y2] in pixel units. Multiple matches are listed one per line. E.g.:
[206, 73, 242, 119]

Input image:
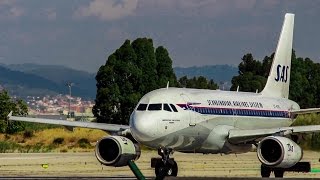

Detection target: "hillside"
[2, 63, 96, 99]
[0, 63, 238, 99]
[0, 66, 64, 97]
[174, 65, 238, 89]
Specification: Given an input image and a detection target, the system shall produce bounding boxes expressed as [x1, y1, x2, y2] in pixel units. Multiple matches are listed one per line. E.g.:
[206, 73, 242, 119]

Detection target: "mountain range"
[0, 63, 238, 99]
[0, 63, 96, 99]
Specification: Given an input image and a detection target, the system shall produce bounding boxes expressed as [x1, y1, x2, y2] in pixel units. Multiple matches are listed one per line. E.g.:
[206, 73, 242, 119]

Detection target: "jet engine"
[257, 136, 302, 168]
[95, 136, 141, 167]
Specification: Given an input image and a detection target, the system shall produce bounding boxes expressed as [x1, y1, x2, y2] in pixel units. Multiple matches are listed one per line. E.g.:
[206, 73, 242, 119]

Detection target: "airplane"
[8, 13, 320, 178]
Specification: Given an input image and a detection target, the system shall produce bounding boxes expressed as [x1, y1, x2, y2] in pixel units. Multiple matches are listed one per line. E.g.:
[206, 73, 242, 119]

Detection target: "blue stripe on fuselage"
[176, 104, 290, 118]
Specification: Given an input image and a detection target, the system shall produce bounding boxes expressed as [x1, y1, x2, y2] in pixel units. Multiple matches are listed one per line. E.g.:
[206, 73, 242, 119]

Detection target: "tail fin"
[261, 13, 294, 99]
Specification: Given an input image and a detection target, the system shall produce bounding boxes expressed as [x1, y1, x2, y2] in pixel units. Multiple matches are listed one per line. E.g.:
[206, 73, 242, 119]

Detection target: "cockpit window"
[148, 103, 162, 111]
[137, 104, 147, 111]
[170, 104, 178, 112]
[163, 104, 172, 112]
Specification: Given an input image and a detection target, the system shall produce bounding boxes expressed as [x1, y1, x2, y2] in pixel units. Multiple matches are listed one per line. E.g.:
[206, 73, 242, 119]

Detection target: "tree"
[178, 76, 218, 90]
[93, 38, 221, 124]
[156, 46, 178, 87]
[93, 40, 141, 124]
[238, 54, 262, 75]
[93, 38, 178, 124]
[289, 56, 320, 108]
[0, 90, 28, 134]
[231, 50, 320, 109]
[231, 72, 266, 92]
[231, 53, 266, 92]
[132, 38, 158, 94]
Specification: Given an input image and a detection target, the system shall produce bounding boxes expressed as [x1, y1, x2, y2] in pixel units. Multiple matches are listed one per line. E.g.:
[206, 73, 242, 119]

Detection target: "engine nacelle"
[257, 136, 302, 168]
[95, 136, 141, 167]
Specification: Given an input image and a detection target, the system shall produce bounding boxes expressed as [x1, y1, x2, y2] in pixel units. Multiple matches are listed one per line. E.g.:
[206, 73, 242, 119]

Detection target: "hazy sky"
[0, 0, 319, 72]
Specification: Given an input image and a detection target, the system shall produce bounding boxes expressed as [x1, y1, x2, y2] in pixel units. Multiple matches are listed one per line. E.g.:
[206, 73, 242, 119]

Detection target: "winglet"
[7, 111, 12, 119]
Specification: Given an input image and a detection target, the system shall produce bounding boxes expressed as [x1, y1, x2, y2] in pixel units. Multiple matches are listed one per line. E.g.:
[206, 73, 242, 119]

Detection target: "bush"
[0, 141, 21, 153]
[32, 143, 44, 152]
[53, 137, 64, 145]
[60, 148, 68, 153]
[42, 145, 55, 152]
[24, 122, 61, 131]
[292, 114, 320, 150]
[77, 138, 91, 148]
[23, 130, 34, 138]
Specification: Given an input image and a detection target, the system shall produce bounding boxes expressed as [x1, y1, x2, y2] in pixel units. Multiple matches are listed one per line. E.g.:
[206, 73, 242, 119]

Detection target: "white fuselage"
[129, 87, 300, 154]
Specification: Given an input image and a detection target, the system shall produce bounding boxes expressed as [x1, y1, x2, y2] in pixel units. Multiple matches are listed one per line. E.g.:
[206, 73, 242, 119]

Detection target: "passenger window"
[137, 104, 147, 111]
[170, 104, 178, 112]
[148, 103, 162, 111]
[163, 104, 172, 112]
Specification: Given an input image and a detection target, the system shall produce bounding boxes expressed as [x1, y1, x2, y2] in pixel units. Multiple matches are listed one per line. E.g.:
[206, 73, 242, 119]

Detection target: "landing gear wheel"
[261, 165, 271, 178]
[155, 160, 178, 177]
[171, 161, 178, 176]
[274, 169, 284, 178]
[155, 161, 165, 177]
[155, 147, 178, 179]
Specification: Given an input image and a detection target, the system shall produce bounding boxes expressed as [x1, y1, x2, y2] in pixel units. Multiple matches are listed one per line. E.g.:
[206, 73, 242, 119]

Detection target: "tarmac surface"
[0, 151, 320, 179]
[0, 177, 318, 180]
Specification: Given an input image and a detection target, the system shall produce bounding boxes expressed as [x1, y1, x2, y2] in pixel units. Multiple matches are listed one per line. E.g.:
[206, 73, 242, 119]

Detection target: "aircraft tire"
[261, 165, 271, 178]
[170, 161, 178, 176]
[155, 160, 178, 177]
[274, 169, 284, 178]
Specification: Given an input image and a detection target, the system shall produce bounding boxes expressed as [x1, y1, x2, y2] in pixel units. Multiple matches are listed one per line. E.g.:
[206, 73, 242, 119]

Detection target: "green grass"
[23, 121, 62, 131]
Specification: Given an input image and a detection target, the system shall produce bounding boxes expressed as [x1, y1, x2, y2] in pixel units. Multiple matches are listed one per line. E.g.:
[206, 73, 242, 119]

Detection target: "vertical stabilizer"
[261, 13, 294, 99]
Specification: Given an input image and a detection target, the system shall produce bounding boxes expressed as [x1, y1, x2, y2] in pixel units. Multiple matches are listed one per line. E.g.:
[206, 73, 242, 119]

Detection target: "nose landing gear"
[152, 147, 178, 179]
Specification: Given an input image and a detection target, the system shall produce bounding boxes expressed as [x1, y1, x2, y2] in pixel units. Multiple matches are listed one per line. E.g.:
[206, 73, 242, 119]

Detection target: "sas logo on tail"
[275, 64, 289, 82]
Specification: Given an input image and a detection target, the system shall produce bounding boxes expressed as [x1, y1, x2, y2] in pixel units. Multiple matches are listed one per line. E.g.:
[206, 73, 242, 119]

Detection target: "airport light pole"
[66, 82, 74, 117]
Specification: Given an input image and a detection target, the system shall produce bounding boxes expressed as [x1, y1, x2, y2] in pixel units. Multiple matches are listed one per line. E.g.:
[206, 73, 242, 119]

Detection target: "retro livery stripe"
[177, 104, 290, 118]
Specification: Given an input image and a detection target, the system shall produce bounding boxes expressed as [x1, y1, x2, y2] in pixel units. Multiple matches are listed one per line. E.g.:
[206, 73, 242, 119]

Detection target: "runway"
[0, 151, 320, 178]
[0, 177, 140, 180]
[0, 177, 319, 180]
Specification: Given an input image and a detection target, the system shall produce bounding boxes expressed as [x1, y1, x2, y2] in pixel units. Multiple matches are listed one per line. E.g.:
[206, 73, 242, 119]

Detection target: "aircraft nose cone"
[130, 112, 157, 142]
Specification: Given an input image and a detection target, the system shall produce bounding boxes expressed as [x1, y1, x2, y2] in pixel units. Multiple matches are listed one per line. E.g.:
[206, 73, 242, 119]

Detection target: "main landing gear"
[261, 162, 310, 178]
[261, 165, 284, 178]
[152, 147, 178, 179]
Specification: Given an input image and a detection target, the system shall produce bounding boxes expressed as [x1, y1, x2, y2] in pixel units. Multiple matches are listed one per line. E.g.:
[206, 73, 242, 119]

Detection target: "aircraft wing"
[228, 125, 320, 144]
[289, 108, 320, 115]
[8, 112, 130, 134]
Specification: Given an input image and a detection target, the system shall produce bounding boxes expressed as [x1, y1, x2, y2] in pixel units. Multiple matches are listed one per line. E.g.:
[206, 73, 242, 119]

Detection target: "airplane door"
[180, 93, 196, 126]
